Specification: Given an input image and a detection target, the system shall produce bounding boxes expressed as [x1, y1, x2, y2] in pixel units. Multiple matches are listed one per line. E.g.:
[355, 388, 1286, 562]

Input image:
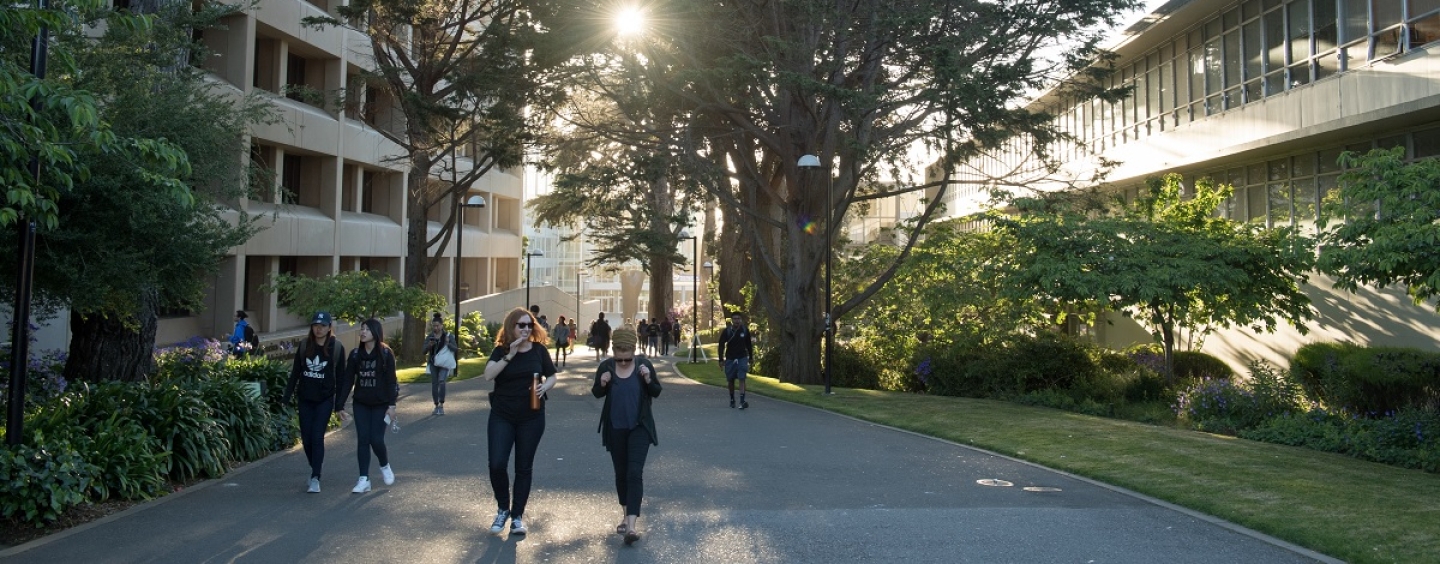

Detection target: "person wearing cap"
[480, 307, 558, 536]
[591, 327, 662, 545]
[717, 312, 754, 409]
[283, 312, 348, 493]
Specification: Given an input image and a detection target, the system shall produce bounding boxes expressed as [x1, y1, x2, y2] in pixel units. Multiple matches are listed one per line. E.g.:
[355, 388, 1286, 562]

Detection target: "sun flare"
[614, 6, 646, 37]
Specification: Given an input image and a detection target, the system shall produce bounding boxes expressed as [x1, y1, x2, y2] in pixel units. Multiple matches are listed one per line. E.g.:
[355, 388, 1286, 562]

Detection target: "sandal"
[616, 523, 628, 535]
[623, 529, 640, 545]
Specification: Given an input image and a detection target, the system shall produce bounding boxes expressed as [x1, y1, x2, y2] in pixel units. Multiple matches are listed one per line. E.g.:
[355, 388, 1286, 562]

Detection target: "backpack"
[243, 324, 261, 352]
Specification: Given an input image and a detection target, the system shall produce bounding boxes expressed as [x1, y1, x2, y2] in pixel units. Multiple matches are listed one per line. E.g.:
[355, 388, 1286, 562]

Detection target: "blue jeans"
[430, 366, 451, 405]
[608, 426, 652, 516]
[488, 409, 545, 518]
[353, 403, 389, 477]
[297, 398, 333, 479]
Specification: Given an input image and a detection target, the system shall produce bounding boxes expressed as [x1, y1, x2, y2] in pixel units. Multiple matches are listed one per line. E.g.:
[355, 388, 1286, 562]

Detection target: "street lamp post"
[798, 154, 833, 395]
[454, 195, 486, 377]
[525, 250, 544, 311]
[703, 261, 714, 328]
[8, 4, 51, 446]
[681, 231, 699, 363]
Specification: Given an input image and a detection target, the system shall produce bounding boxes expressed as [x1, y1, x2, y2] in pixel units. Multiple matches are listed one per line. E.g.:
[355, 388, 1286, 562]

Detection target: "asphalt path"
[1, 348, 1335, 563]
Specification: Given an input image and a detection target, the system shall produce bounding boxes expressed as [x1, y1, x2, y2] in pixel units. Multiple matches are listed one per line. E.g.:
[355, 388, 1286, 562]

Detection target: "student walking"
[229, 310, 258, 357]
[424, 313, 459, 415]
[645, 319, 660, 356]
[591, 328, 662, 545]
[659, 318, 673, 356]
[552, 315, 572, 368]
[717, 313, 754, 409]
[589, 312, 612, 361]
[481, 307, 559, 536]
[283, 312, 347, 493]
[338, 318, 399, 493]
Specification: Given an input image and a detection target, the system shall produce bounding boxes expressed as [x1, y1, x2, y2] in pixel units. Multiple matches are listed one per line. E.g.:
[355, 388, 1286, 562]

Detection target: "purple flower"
[914, 357, 933, 385]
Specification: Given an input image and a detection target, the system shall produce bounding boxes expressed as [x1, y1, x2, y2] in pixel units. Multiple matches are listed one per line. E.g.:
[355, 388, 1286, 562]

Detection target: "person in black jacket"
[716, 313, 754, 409]
[589, 312, 612, 361]
[283, 312, 347, 493]
[591, 327, 661, 545]
[338, 318, 399, 494]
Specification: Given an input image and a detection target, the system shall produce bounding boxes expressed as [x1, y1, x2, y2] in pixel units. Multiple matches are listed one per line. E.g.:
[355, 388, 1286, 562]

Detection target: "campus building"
[17, 0, 528, 350]
[941, 0, 1440, 369]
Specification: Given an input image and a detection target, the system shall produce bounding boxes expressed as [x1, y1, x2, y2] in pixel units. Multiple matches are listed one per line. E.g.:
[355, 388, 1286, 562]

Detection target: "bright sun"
[614, 6, 646, 37]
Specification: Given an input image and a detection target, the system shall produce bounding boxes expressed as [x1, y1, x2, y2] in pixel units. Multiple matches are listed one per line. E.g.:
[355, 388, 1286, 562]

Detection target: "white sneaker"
[380, 464, 395, 485]
[352, 477, 371, 493]
[307, 477, 320, 493]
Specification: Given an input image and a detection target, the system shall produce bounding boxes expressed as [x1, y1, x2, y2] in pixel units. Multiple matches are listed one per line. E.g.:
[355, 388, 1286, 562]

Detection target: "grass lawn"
[397, 357, 490, 384]
[675, 361, 1440, 564]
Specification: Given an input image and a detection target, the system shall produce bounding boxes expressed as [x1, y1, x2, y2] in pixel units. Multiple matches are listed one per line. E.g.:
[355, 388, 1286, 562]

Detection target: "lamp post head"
[798, 154, 822, 168]
[463, 195, 487, 207]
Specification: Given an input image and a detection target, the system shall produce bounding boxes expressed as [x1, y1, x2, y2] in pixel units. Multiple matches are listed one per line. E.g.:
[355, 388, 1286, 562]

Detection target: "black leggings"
[488, 410, 545, 518]
[297, 398, 333, 479]
[353, 403, 390, 476]
[608, 426, 652, 517]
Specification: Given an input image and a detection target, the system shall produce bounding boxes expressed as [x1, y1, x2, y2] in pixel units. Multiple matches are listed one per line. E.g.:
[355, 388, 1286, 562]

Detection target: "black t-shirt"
[489, 345, 556, 395]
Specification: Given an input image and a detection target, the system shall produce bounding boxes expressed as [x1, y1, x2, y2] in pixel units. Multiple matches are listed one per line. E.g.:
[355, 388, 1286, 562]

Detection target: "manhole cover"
[976, 479, 1014, 487]
[1023, 486, 1062, 492]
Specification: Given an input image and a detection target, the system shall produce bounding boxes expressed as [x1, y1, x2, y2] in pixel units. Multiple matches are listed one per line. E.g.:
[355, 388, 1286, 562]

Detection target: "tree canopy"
[306, 0, 569, 358]
[1318, 148, 1440, 310]
[1, 1, 258, 382]
[265, 271, 447, 326]
[0, 2, 190, 232]
[993, 174, 1316, 378]
[530, 45, 713, 318]
[615, 0, 1139, 383]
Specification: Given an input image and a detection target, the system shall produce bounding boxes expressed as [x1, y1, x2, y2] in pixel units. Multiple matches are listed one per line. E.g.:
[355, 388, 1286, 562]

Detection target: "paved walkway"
[0, 349, 1334, 563]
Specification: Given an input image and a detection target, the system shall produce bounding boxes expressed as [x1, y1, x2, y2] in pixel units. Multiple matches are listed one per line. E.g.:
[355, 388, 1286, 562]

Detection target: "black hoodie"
[283, 337, 346, 408]
[338, 343, 399, 409]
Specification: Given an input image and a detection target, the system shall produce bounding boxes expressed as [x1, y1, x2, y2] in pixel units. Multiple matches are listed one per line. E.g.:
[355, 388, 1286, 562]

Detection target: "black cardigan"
[591, 357, 662, 448]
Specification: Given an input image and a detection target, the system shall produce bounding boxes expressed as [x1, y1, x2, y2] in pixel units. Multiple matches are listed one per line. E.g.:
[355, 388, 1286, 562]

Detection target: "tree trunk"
[64, 287, 159, 383]
[775, 260, 823, 384]
[648, 258, 674, 323]
[401, 156, 435, 361]
[772, 211, 826, 384]
[717, 203, 749, 316]
[1153, 304, 1177, 384]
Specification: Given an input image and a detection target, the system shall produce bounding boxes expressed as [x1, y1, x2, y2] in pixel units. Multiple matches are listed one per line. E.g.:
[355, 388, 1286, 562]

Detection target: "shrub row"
[1, 342, 296, 528]
[754, 333, 1440, 473]
[1291, 342, 1440, 414]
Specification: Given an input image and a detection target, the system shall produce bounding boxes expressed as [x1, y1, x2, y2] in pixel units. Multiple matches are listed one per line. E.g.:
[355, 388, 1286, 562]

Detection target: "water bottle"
[385, 414, 400, 433]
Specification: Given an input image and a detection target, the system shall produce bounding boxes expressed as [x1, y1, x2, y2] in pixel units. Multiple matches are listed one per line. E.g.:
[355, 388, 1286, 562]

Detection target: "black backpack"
[243, 324, 261, 352]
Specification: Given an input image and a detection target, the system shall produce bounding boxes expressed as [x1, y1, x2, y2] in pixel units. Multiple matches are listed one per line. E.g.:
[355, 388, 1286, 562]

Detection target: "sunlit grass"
[675, 362, 1440, 564]
[397, 357, 487, 384]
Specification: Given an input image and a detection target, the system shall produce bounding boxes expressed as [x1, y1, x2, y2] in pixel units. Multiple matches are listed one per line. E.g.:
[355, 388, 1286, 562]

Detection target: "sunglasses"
[514, 322, 534, 329]
[614, 357, 634, 364]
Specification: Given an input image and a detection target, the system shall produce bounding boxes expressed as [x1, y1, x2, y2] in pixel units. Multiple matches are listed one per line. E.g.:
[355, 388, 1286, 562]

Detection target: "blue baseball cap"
[310, 312, 333, 326]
